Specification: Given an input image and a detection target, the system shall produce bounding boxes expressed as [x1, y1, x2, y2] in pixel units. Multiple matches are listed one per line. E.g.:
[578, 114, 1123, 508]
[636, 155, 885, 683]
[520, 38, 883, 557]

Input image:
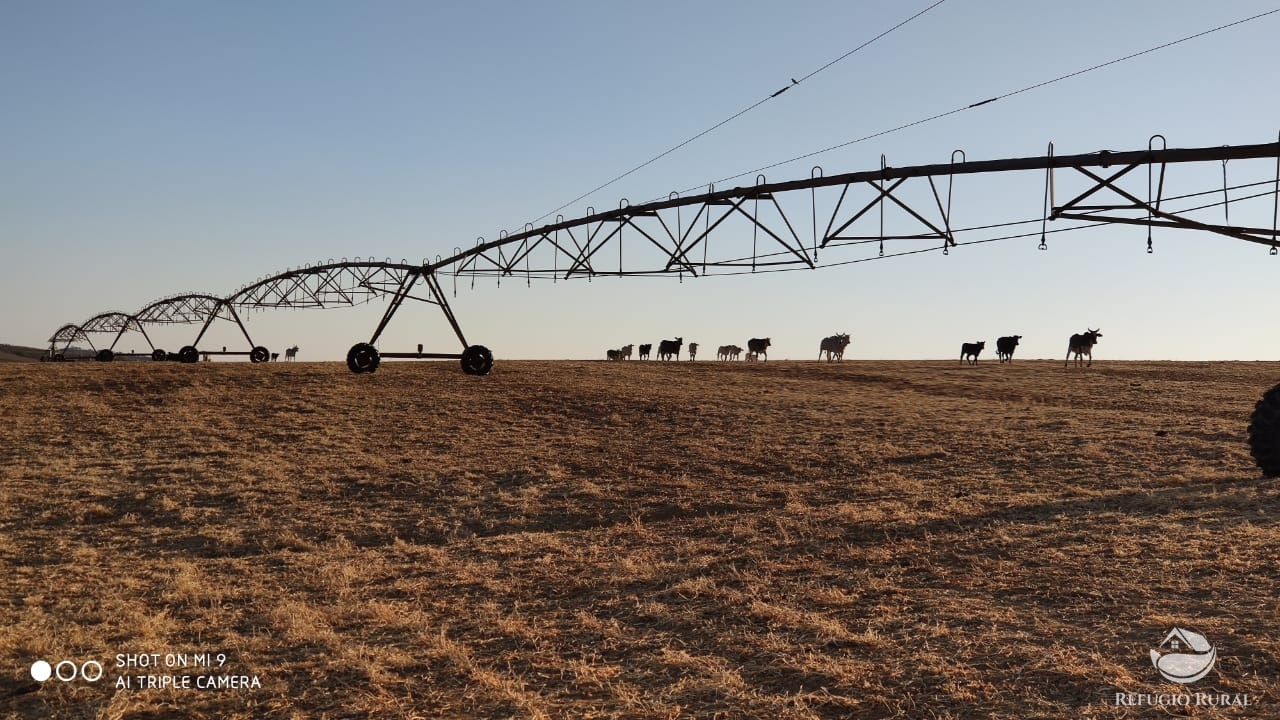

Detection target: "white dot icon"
[30, 660, 52, 682]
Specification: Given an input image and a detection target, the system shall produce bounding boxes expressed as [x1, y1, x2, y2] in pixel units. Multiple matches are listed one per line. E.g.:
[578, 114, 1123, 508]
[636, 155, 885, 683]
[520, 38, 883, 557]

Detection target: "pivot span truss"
[48, 136, 1280, 372]
[49, 137, 1280, 370]
[442, 138, 1280, 280]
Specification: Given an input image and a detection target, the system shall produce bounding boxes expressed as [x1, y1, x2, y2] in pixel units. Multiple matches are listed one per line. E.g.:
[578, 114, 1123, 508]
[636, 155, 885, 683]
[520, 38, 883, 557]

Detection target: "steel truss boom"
[439, 140, 1280, 280]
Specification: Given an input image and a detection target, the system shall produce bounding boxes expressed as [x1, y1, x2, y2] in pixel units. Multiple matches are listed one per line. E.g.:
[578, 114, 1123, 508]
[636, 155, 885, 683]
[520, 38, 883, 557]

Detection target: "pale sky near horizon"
[3, 1, 1280, 362]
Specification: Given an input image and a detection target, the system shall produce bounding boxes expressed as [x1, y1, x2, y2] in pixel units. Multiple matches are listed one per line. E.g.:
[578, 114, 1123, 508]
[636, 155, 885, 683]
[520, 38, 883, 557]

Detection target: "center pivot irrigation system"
[44, 136, 1280, 475]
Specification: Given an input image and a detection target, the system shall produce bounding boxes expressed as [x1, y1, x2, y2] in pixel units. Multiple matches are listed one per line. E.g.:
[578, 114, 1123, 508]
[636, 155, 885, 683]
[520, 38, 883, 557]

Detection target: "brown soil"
[2, 359, 1279, 718]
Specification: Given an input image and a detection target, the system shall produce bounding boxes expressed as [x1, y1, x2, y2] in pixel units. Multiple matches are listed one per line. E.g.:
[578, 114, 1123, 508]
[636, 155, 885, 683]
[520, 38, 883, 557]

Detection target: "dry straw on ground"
[2, 359, 1279, 718]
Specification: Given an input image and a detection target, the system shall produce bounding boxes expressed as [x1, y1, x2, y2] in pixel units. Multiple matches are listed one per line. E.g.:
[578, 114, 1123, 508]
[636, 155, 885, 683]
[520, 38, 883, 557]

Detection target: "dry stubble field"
[2, 358, 1280, 719]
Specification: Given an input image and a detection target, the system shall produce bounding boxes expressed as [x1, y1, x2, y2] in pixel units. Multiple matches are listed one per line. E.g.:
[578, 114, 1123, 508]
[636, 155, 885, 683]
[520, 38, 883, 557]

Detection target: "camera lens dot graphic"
[30, 660, 52, 682]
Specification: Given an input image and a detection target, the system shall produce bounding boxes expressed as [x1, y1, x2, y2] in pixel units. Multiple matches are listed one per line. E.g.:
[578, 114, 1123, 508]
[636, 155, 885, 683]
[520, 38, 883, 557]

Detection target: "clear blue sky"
[3, 1, 1279, 361]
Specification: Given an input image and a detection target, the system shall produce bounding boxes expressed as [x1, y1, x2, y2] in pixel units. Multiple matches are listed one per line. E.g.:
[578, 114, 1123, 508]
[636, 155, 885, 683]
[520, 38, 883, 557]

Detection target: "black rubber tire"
[346, 343, 381, 374]
[460, 345, 494, 376]
[96, 349, 114, 362]
[1248, 383, 1280, 477]
[250, 346, 270, 364]
[178, 346, 200, 364]
[152, 349, 167, 362]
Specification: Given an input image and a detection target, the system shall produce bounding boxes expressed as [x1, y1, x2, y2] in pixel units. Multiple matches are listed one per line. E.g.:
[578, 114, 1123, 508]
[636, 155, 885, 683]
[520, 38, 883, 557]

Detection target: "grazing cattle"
[688, 342, 698, 361]
[657, 337, 683, 361]
[996, 335, 1022, 363]
[606, 349, 621, 361]
[639, 343, 652, 360]
[619, 344, 633, 360]
[747, 337, 771, 361]
[1065, 329, 1102, 367]
[819, 333, 851, 362]
[960, 341, 985, 365]
[285, 345, 299, 361]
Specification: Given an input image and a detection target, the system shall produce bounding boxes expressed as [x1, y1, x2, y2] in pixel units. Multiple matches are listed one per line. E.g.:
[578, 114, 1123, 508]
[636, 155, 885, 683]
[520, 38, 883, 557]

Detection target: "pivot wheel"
[96, 349, 114, 362]
[1248, 383, 1280, 477]
[346, 343, 381, 374]
[250, 346, 270, 364]
[152, 348, 167, 362]
[178, 345, 200, 364]
[460, 345, 493, 376]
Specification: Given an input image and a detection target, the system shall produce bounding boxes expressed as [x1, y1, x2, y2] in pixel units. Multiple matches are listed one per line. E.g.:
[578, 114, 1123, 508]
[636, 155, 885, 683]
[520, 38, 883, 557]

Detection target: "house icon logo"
[1150, 628, 1217, 683]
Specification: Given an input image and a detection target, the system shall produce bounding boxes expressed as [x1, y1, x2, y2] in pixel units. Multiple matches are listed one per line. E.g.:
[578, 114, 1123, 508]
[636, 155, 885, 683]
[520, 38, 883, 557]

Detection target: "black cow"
[1066, 329, 1102, 367]
[960, 341, 985, 365]
[996, 335, 1022, 363]
[638, 343, 652, 360]
[747, 337, 771, 361]
[657, 337, 683, 361]
[819, 333, 851, 362]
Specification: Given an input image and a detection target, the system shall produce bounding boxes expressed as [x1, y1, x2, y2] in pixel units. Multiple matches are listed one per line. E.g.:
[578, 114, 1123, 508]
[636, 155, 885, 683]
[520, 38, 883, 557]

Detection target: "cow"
[727, 345, 743, 360]
[606, 349, 621, 361]
[270, 352, 279, 362]
[619, 344, 633, 360]
[1065, 329, 1102, 367]
[688, 342, 698, 361]
[996, 335, 1022, 363]
[657, 337, 683, 361]
[960, 341, 985, 365]
[819, 333, 851, 362]
[747, 337, 771, 361]
[285, 345, 299, 361]
[639, 343, 652, 360]
[717, 345, 732, 360]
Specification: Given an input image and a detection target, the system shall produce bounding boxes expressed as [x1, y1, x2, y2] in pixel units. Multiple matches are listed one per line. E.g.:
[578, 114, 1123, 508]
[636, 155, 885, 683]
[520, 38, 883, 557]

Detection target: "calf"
[996, 335, 1022, 363]
[619, 344, 633, 360]
[639, 343, 652, 360]
[747, 337, 771, 361]
[606, 349, 621, 361]
[688, 342, 698, 361]
[1065, 329, 1102, 367]
[960, 341, 985, 365]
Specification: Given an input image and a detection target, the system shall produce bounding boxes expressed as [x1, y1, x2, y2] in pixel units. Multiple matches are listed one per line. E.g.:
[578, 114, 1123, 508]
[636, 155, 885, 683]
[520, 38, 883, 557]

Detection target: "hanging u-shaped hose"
[945, 149, 965, 255]
[618, 199, 628, 275]
[1222, 153, 1231, 226]
[1273, 130, 1280, 255]
[585, 207, 595, 281]
[554, 215, 564, 283]
[524, 223, 535, 286]
[1147, 134, 1166, 254]
[669, 191, 683, 279]
[879, 155, 887, 257]
[753, 175, 767, 271]
[1039, 142, 1054, 250]
[810, 166, 823, 262]
[703, 184, 713, 274]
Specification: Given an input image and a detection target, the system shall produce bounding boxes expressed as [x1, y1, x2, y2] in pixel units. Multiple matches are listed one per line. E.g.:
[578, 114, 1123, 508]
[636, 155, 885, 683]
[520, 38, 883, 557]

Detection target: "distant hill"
[0, 344, 44, 362]
[0, 344, 96, 362]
